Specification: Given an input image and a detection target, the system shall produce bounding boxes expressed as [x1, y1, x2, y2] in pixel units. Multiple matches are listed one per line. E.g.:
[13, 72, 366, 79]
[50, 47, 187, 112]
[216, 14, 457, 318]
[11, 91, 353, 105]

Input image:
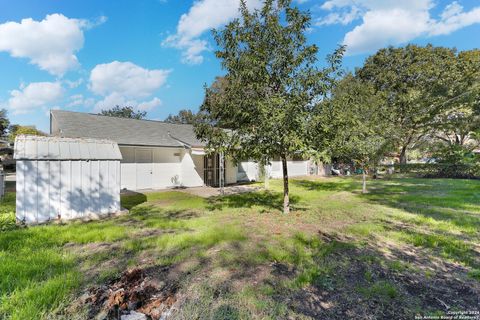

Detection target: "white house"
[50, 110, 314, 190]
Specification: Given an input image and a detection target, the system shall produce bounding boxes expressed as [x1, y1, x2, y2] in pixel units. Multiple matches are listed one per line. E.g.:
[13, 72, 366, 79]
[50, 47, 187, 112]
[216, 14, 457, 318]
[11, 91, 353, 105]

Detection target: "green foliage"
[8, 125, 45, 142]
[314, 74, 394, 192]
[0, 193, 16, 231]
[100, 105, 147, 119]
[433, 144, 479, 165]
[320, 74, 392, 167]
[195, 0, 343, 212]
[431, 49, 480, 152]
[164, 109, 200, 124]
[387, 163, 480, 179]
[357, 45, 461, 163]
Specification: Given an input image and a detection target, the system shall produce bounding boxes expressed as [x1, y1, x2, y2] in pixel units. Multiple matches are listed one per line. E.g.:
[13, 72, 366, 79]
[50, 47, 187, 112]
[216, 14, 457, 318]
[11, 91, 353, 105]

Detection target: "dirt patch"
[180, 185, 260, 198]
[78, 266, 180, 320]
[286, 236, 480, 320]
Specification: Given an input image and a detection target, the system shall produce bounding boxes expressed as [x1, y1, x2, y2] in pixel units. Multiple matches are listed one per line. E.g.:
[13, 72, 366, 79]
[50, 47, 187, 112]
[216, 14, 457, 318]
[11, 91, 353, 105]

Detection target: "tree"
[0, 109, 10, 137]
[195, 0, 343, 213]
[100, 106, 147, 119]
[357, 45, 458, 164]
[320, 74, 392, 193]
[165, 109, 199, 124]
[432, 49, 480, 150]
[8, 125, 45, 142]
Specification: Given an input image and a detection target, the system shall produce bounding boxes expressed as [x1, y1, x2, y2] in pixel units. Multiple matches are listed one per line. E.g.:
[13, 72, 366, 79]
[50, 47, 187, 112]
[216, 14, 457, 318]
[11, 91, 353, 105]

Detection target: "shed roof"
[51, 110, 205, 148]
[14, 135, 123, 160]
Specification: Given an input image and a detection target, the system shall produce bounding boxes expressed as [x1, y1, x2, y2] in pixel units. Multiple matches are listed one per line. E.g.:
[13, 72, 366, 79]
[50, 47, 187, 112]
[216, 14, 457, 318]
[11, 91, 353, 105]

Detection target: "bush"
[383, 163, 480, 179]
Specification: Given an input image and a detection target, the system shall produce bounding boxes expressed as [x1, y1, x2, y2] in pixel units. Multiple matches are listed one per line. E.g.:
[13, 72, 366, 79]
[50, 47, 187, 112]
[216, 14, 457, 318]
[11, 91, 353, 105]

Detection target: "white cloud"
[90, 61, 170, 98]
[89, 61, 168, 113]
[318, 0, 480, 55]
[430, 2, 480, 36]
[93, 92, 132, 112]
[138, 97, 162, 111]
[6, 82, 63, 114]
[163, 0, 262, 64]
[343, 8, 431, 54]
[64, 78, 84, 89]
[316, 6, 360, 26]
[66, 94, 94, 108]
[92, 93, 162, 113]
[0, 14, 103, 76]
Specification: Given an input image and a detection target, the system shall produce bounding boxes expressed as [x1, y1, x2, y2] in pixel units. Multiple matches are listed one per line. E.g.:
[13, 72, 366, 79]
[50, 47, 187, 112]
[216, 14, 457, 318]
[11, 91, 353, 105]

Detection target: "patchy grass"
[0, 176, 479, 319]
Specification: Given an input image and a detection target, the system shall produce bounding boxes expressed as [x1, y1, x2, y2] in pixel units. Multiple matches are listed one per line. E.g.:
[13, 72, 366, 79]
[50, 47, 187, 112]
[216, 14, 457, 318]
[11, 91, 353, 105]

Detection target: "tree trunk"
[264, 164, 269, 190]
[362, 169, 367, 194]
[399, 146, 408, 164]
[281, 155, 290, 214]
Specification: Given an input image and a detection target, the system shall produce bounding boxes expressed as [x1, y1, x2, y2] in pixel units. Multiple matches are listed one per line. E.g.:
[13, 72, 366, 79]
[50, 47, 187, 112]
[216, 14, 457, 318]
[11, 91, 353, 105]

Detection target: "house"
[50, 110, 314, 190]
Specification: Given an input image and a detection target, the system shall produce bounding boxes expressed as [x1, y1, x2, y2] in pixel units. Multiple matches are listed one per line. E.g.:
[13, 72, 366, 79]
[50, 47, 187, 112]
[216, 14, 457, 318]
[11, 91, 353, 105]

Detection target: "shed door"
[136, 148, 153, 190]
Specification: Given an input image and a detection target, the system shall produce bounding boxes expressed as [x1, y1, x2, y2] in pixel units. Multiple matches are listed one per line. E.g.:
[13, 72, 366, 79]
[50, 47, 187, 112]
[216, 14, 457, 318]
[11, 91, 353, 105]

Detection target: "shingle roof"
[51, 110, 205, 148]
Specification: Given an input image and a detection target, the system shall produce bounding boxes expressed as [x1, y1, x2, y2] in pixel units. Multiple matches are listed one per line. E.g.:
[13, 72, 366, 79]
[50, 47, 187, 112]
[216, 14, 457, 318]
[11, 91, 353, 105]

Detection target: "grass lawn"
[0, 176, 479, 319]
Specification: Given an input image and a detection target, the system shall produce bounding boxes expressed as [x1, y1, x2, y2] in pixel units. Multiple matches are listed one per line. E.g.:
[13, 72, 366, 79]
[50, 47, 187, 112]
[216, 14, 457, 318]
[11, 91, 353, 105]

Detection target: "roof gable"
[51, 110, 205, 148]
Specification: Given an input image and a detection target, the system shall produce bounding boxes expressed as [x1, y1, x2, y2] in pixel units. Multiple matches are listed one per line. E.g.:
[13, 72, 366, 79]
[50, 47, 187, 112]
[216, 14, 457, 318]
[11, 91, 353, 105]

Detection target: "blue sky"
[0, 0, 479, 132]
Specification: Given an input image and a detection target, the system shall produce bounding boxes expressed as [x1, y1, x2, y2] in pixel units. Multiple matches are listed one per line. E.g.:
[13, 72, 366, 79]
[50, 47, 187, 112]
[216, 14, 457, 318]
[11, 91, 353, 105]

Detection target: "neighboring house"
[50, 110, 314, 191]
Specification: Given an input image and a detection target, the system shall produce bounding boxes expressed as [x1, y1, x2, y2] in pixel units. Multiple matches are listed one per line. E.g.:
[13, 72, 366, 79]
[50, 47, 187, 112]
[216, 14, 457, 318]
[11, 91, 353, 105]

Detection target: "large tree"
[165, 109, 199, 124]
[320, 74, 392, 193]
[432, 49, 480, 149]
[195, 0, 343, 213]
[100, 106, 147, 119]
[357, 45, 458, 164]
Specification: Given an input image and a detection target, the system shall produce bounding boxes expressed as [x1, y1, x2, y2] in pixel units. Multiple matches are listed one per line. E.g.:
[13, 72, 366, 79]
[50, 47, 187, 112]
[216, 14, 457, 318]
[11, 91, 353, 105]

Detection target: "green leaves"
[314, 73, 393, 171]
[195, 0, 341, 163]
[100, 105, 147, 120]
[355, 45, 480, 163]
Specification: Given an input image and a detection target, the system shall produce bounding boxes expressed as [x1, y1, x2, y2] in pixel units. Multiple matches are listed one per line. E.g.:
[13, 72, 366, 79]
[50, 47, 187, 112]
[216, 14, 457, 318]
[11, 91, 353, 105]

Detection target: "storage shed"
[14, 135, 122, 224]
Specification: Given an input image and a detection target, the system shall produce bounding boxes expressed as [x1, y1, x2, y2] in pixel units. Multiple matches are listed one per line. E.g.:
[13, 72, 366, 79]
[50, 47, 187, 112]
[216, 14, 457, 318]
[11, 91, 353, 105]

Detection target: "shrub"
[382, 163, 480, 179]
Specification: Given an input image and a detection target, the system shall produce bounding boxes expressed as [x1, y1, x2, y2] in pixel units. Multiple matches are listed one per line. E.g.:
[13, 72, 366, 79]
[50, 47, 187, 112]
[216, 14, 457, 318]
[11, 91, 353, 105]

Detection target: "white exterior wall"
[16, 160, 121, 224]
[120, 146, 210, 190]
[237, 161, 260, 181]
[120, 146, 241, 190]
[237, 159, 310, 180]
[120, 146, 183, 190]
[226, 159, 238, 184]
[180, 150, 204, 187]
[269, 160, 310, 178]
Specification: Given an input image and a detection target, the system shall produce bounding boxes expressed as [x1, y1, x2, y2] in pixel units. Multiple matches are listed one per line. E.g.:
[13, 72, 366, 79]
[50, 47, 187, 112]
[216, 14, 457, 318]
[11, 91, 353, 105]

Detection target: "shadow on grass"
[206, 191, 302, 212]
[384, 224, 480, 269]
[268, 231, 478, 319]
[121, 191, 148, 210]
[291, 178, 359, 192]
[365, 178, 480, 212]
[361, 178, 480, 270]
[116, 206, 198, 233]
[179, 227, 479, 319]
